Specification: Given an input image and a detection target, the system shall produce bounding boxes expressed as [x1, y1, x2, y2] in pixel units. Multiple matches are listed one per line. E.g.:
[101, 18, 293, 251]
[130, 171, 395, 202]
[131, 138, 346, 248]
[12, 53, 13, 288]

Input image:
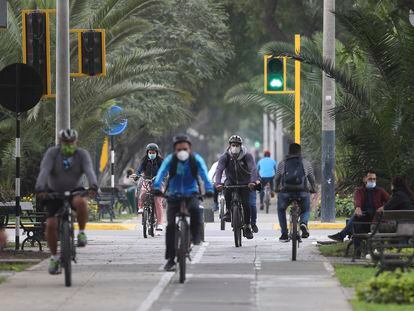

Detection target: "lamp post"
[409, 10, 414, 27]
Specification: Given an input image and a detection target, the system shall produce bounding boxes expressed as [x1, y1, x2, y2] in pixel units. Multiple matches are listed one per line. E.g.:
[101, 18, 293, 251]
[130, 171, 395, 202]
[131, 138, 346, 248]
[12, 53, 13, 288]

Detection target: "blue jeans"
[250, 191, 257, 225]
[337, 214, 355, 239]
[277, 192, 310, 235]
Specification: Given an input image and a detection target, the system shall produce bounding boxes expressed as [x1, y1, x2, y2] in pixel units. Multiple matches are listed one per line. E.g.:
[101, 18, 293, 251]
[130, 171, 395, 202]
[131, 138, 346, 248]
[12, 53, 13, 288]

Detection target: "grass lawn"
[0, 262, 32, 272]
[0, 276, 5, 284]
[318, 242, 349, 257]
[334, 264, 414, 311]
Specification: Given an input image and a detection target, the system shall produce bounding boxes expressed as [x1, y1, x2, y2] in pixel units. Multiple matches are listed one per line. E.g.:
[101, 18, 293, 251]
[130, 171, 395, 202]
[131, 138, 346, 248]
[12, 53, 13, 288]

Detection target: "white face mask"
[230, 146, 241, 154]
[177, 150, 190, 162]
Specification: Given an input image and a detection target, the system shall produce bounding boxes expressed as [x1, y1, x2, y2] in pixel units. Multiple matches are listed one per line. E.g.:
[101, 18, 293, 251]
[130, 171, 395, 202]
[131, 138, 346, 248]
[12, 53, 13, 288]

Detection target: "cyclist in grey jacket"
[275, 143, 316, 242]
[35, 129, 98, 275]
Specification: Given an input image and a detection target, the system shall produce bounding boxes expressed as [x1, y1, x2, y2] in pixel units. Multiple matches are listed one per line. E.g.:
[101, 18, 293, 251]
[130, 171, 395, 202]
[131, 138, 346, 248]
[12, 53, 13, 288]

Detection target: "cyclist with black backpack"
[153, 134, 214, 271]
[215, 135, 258, 239]
[275, 143, 316, 242]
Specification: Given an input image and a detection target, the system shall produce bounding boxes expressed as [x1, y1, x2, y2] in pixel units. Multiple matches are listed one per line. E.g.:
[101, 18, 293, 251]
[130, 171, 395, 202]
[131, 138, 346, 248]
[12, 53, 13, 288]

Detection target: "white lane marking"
[323, 261, 335, 276]
[191, 242, 209, 264]
[189, 273, 254, 279]
[136, 272, 174, 311]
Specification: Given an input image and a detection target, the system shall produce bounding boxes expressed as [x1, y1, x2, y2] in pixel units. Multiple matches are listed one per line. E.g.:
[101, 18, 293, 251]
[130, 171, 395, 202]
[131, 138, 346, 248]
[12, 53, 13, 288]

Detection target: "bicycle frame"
[288, 198, 304, 261]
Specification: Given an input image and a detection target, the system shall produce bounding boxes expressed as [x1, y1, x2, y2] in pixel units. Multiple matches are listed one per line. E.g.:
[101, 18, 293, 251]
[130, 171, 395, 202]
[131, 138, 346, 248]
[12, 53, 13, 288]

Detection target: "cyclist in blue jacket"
[257, 150, 277, 210]
[153, 134, 214, 271]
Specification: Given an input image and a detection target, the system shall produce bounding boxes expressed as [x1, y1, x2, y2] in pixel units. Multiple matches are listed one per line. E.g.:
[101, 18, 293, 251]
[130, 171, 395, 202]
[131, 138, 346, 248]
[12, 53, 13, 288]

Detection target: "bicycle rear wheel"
[232, 204, 242, 247]
[142, 209, 148, 238]
[265, 197, 270, 214]
[61, 220, 72, 287]
[291, 203, 298, 261]
[178, 220, 189, 283]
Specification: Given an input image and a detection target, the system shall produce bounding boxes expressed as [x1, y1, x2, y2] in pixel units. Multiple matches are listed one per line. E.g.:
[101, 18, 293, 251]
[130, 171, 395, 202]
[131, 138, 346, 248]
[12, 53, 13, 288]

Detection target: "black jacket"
[137, 156, 163, 178]
[384, 188, 414, 211]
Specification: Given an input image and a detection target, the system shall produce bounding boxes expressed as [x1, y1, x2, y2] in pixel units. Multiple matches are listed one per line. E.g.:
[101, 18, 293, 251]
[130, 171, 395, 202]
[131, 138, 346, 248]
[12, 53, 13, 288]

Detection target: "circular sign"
[103, 105, 128, 136]
[0, 63, 43, 113]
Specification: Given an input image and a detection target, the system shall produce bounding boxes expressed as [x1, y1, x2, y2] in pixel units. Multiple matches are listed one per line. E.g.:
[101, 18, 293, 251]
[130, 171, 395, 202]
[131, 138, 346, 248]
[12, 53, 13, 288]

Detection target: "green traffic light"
[266, 58, 284, 91]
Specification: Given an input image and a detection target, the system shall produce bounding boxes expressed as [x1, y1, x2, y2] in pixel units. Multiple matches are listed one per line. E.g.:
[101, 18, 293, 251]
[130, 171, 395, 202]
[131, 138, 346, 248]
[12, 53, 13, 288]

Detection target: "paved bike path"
[0, 210, 351, 311]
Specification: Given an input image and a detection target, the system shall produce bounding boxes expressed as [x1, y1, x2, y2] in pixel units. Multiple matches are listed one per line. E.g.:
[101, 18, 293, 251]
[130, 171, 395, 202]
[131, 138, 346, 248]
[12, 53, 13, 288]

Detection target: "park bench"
[96, 188, 115, 221]
[368, 210, 414, 275]
[0, 202, 46, 251]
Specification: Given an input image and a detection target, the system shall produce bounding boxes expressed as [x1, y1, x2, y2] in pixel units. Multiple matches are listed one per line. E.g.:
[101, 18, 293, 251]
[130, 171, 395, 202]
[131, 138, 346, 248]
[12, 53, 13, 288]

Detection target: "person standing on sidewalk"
[257, 150, 277, 210]
[275, 143, 316, 242]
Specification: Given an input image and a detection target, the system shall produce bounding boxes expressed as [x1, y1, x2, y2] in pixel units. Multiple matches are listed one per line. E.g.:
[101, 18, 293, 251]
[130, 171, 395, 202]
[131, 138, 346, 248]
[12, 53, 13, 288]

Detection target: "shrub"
[356, 272, 414, 304]
[314, 194, 354, 219]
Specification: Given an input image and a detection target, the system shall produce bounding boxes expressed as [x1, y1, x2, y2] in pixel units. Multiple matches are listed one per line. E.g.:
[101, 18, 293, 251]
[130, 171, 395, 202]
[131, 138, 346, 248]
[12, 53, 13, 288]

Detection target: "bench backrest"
[382, 210, 414, 221]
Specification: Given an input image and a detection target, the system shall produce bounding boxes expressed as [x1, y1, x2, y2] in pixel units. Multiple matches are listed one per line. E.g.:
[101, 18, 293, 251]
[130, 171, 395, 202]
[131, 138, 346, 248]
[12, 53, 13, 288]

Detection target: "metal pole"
[263, 113, 269, 151]
[110, 136, 115, 222]
[0, 0, 7, 28]
[15, 65, 22, 251]
[56, 0, 70, 144]
[275, 112, 284, 163]
[269, 114, 275, 157]
[321, 0, 336, 222]
[294, 34, 301, 144]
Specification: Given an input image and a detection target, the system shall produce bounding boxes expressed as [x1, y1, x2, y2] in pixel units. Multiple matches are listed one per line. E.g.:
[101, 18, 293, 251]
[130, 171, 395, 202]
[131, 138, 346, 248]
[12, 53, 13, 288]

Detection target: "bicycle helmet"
[59, 129, 78, 142]
[146, 143, 159, 152]
[228, 135, 243, 145]
[173, 134, 192, 147]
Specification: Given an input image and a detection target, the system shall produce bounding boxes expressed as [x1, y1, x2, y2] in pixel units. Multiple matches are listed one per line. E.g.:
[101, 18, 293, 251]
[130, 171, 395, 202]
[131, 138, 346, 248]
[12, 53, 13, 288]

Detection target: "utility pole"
[55, 0, 70, 143]
[263, 113, 269, 151]
[321, 0, 336, 222]
[0, 0, 6, 28]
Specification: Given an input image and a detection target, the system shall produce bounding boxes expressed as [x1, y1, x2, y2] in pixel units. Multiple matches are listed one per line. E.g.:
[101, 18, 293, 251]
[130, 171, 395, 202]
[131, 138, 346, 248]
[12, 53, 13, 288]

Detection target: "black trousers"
[165, 196, 202, 260]
[225, 186, 251, 225]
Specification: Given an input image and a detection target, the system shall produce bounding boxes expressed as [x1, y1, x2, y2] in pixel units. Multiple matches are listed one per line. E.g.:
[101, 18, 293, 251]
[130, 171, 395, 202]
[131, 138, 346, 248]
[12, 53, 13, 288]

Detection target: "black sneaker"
[252, 223, 259, 233]
[164, 259, 176, 272]
[223, 211, 231, 223]
[279, 234, 289, 242]
[244, 225, 254, 239]
[260, 203, 264, 210]
[300, 223, 310, 239]
[328, 233, 344, 242]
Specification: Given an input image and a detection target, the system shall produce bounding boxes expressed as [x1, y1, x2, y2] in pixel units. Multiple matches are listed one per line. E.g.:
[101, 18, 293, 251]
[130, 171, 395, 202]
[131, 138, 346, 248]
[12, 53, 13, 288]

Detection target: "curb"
[273, 223, 346, 230]
[74, 223, 137, 231]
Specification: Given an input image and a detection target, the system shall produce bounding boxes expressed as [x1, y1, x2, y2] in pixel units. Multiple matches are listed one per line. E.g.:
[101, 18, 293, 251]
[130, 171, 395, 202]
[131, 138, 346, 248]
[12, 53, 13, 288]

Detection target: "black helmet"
[228, 135, 243, 145]
[173, 134, 192, 147]
[146, 143, 159, 152]
[59, 129, 78, 142]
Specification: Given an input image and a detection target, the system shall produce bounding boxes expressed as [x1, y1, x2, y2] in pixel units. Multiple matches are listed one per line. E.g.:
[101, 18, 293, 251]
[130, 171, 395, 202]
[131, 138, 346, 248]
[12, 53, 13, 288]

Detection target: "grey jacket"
[215, 147, 257, 185]
[275, 155, 316, 193]
[35, 146, 98, 193]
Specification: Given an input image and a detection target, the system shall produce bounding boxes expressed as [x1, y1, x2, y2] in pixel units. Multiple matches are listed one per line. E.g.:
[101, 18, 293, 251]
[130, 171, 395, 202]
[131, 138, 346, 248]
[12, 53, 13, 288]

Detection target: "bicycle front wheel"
[220, 198, 225, 231]
[61, 220, 72, 287]
[232, 204, 242, 247]
[178, 220, 189, 283]
[142, 209, 148, 238]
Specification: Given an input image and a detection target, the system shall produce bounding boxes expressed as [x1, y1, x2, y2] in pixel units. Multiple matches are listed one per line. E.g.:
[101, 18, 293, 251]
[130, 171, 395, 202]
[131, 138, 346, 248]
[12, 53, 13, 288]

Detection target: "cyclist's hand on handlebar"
[248, 183, 256, 190]
[216, 184, 223, 192]
[152, 189, 164, 197]
[88, 189, 97, 198]
[205, 191, 214, 198]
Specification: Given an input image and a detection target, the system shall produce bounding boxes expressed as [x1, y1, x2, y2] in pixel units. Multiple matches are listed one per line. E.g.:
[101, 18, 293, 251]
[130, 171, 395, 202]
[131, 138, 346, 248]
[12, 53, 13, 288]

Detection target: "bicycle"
[288, 197, 304, 261]
[45, 190, 88, 287]
[140, 178, 157, 238]
[263, 182, 271, 214]
[223, 185, 248, 248]
[218, 191, 226, 231]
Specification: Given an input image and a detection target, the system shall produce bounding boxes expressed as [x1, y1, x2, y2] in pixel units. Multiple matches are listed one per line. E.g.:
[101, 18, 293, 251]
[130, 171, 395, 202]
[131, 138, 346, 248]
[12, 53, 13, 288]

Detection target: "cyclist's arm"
[195, 154, 214, 192]
[304, 160, 317, 193]
[274, 161, 284, 192]
[215, 154, 226, 185]
[35, 147, 55, 192]
[80, 149, 98, 190]
[153, 154, 172, 191]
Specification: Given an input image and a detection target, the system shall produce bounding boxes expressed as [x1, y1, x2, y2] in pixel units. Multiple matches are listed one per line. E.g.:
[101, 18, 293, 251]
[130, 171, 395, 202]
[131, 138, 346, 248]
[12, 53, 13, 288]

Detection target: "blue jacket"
[257, 157, 277, 178]
[153, 153, 214, 196]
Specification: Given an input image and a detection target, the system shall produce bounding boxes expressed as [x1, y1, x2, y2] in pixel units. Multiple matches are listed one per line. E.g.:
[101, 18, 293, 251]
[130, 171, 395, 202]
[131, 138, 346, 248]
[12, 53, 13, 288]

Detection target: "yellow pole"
[294, 34, 301, 144]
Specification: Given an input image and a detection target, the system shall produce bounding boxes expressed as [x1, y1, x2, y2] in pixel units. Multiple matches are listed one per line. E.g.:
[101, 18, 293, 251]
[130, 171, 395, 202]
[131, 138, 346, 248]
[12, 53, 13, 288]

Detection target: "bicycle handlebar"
[44, 189, 89, 201]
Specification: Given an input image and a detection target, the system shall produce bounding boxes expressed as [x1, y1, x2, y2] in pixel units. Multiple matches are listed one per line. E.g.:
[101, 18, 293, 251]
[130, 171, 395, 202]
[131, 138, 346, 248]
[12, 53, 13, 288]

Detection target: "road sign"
[103, 105, 128, 136]
[0, 63, 43, 112]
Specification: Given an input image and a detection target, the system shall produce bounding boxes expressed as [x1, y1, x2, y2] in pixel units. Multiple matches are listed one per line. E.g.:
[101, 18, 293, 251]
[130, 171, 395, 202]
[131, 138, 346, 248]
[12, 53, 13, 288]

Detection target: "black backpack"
[281, 156, 307, 192]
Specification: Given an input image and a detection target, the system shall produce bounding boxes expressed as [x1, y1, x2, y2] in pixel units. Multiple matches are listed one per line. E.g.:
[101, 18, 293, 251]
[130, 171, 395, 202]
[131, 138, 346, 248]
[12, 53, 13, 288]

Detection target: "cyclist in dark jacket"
[215, 135, 258, 239]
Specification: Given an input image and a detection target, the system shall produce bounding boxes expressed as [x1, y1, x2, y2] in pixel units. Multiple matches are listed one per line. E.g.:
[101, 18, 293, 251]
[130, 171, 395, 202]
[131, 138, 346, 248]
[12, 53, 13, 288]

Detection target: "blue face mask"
[148, 153, 156, 160]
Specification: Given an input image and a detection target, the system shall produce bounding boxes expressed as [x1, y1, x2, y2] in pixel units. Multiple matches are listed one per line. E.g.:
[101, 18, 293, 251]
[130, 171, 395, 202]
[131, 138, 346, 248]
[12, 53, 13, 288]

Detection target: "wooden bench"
[0, 202, 46, 251]
[368, 210, 414, 275]
[96, 188, 115, 221]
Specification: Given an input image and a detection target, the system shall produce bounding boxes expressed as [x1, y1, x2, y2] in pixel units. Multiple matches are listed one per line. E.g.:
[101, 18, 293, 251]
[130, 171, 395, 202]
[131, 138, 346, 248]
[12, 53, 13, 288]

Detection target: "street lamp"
[410, 10, 414, 27]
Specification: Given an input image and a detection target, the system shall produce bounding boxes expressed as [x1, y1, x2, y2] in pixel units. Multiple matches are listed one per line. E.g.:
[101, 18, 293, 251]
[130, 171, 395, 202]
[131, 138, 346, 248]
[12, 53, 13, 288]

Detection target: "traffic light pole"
[294, 35, 301, 144]
[321, 0, 336, 222]
[56, 0, 70, 143]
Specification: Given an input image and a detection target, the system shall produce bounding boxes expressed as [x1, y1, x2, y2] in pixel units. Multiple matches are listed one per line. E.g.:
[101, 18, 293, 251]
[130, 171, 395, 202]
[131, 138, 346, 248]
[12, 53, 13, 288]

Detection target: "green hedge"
[314, 195, 354, 219]
[356, 272, 414, 304]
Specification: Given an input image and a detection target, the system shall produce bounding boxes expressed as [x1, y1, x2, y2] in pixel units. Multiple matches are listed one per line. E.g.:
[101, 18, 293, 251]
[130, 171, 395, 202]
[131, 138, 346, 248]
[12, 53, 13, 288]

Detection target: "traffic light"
[265, 57, 284, 92]
[25, 12, 47, 94]
[81, 31, 104, 76]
